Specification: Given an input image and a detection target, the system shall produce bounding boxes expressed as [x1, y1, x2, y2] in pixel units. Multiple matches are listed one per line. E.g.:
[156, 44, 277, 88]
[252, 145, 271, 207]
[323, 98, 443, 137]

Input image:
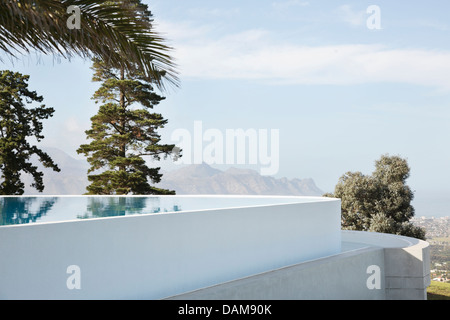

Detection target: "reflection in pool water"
[0, 197, 58, 226]
[0, 196, 315, 226]
[77, 197, 181, 219]
[0, 197, 182, 226]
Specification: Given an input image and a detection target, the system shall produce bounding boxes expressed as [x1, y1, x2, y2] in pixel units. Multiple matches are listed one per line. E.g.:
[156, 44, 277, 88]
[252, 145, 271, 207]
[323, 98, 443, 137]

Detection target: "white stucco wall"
[0, 196, 341, 299]
[168, 230, 430, 300]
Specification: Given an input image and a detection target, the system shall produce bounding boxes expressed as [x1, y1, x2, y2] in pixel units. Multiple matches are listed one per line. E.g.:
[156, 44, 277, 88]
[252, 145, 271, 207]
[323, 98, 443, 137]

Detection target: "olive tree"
[325, 154, 425, 240]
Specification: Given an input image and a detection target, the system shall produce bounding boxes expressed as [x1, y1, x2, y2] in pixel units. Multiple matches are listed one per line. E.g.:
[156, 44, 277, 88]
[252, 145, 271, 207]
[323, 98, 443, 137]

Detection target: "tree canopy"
[325, 154, 426, 240]
[77, 59, 175, 195]
[0, 70, 60, 194]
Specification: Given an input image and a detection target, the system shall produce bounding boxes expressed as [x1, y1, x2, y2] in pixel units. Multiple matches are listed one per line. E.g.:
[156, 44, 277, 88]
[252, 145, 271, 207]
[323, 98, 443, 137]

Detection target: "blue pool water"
[0, 196, 318, 226]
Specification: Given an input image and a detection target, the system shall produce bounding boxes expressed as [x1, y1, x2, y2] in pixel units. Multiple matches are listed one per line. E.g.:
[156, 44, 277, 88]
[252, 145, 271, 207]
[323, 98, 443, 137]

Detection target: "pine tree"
[0, 70, 60, 194]
[77, 59, 175, 195]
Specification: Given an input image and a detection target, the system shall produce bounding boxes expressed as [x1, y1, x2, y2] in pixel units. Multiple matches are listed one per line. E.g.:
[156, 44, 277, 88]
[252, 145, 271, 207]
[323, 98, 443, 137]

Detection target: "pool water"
[0, 196, 319, 226]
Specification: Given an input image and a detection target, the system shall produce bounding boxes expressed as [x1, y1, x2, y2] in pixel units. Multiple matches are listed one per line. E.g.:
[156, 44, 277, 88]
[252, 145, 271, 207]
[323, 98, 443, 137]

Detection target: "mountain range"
[22, 148, 323, 196]
[22, 147, 90, 195]
[157, 163, 323, 196]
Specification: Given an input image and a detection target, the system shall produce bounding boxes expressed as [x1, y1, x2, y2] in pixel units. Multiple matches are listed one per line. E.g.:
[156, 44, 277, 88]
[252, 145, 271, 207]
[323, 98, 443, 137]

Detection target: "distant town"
[411, 216, 449, 282]
[412, 216, 450, 238]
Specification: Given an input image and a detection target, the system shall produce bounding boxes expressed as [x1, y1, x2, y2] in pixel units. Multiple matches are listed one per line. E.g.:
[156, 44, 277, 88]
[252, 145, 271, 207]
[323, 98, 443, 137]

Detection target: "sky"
[1, 0, 450, 217]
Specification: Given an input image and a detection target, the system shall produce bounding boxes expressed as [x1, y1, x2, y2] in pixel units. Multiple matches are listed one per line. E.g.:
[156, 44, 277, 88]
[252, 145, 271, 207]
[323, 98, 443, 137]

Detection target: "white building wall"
[0, 197, 341, 299]
[0, 196, 429, 300]
[168, 231, 430, 300]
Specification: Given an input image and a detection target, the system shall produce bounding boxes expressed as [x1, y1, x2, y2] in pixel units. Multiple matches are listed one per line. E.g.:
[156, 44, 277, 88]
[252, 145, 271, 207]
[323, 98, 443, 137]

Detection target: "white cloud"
[154, 20, 213, 44]
[169, 26, 450, 91]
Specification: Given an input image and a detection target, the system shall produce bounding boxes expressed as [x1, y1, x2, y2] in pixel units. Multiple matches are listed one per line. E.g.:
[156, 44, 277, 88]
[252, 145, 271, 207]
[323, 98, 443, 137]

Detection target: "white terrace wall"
[0, 198, 341, 299]
[167, 231, 430, 300]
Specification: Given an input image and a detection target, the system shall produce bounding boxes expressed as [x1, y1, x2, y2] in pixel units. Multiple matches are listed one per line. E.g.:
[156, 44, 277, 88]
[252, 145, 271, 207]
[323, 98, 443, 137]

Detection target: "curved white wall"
[168, 231, 430, 300]
[0, 196, 341, 299]
[345, 231, 431, 300]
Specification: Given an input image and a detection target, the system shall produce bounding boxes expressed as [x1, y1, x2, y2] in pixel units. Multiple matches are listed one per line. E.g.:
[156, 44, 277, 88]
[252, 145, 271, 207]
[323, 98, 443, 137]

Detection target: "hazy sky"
[1, 0, 450, 216]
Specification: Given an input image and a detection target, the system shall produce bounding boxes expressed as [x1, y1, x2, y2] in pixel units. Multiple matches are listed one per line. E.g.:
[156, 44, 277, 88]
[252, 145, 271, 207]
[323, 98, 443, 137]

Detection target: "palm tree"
[0, 0, 178, 89]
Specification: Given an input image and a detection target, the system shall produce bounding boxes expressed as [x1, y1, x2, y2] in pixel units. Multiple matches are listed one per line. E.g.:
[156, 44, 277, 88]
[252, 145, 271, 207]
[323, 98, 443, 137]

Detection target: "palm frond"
[0, 0, 179, 90]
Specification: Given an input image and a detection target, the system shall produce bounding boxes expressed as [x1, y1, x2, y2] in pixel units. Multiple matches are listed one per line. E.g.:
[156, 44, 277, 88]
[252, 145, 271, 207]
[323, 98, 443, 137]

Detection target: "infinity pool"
[0, 195, 324, 226]
[0, 195, 341, 299]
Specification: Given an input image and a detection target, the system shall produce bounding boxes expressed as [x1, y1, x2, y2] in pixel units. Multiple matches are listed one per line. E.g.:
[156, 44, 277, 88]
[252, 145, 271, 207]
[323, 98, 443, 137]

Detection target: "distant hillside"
[22, 147, 89, 195]
[21, 148, 323, 196]
[157, 163, 324, 196]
